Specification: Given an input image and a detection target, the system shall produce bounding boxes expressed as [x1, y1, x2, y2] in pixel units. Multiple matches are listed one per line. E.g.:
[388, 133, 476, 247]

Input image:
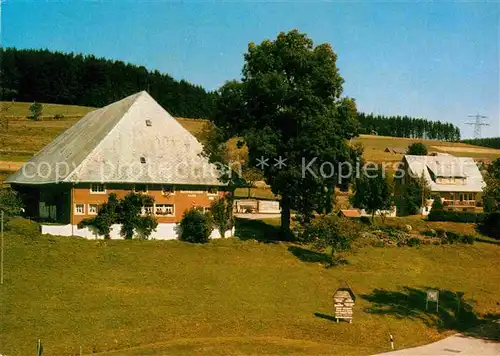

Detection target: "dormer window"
[140, 157, 146, 164]
[145, 119, 152, 126]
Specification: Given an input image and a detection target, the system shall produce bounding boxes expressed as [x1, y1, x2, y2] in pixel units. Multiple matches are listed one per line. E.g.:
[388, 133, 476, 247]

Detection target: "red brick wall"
[70, 183, 225, 225]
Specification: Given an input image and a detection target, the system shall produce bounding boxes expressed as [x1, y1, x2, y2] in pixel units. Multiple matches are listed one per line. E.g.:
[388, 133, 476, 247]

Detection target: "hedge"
[427, 210, 485, 223]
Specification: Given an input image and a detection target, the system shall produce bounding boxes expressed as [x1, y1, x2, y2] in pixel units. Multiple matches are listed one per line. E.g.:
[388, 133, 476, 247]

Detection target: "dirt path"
[375, 333, 500, 355]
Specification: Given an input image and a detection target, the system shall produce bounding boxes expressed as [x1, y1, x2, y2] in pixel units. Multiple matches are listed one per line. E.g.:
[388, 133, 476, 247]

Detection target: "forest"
[357, 112, 461, 141]
[1, 48, 461, 141]
[0, 48, 216, 118]
[462, 137, 500, 149]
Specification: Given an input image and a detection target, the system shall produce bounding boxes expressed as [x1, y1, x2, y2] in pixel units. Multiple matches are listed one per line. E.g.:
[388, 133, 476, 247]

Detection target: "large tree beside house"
[213, 30, 360, 237]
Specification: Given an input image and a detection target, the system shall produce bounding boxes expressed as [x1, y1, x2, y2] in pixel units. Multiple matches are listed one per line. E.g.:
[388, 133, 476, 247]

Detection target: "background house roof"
[404, 155, 485, 192]
[338, 209, 361, 218]
[6, 91, 225, 186]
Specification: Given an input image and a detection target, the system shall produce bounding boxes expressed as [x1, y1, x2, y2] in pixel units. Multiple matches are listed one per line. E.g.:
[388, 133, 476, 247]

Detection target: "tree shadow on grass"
[288, 246, 331, 264]
[288, 246, 349, 267]
[234, 218, 281, 243]
[361, 286, 499, 341]
[314, 312, 337, 322]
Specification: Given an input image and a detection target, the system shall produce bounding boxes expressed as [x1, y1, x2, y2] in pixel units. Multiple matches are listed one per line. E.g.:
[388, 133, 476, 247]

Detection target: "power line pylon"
[465, 114, 489, 139]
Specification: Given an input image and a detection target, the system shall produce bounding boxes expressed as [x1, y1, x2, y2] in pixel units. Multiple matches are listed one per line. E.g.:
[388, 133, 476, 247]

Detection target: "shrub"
[478, 212, 500, 240]
[444, 231, 461, 244]
[78, 192, 158, 239]
[210, 196, 233, 238]
[435, 228, 447, 239]
[179, 208, 213, 243]
[28, 102, 43, 120]
[437, 231, 475, 245]
[303, 214, 358, 266]
[359, 216, 372, 225]
[0, 188, 24, 227]
[422, 229, 437, 237]
[462, 235, 475, 245]
[53, 113, 64, 120]
[428, 210, 484, 223]
[407, 237, 421, 247]
[430, 195, 444, 211]
[407, 142, 428, 155]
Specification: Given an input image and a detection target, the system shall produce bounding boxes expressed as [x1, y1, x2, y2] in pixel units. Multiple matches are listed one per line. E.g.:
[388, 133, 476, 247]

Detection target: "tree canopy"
[213, 30, 361, 236]
[1, 48, 216, 118]
[407, 142, 428, 156]
[357, 113, 460, 141]
[350, 164, 393, 221]
[482, 158, 500, 212]
[78, 192, 158, 239]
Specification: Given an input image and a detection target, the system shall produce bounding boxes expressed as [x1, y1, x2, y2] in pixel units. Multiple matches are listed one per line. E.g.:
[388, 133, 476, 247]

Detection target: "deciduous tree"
[210, 196, 233, 238]
[78, 192, 158, 239]
[28, 102, 43, 121]
[482, 158, 500, 212]
[213, 30, 360, 238]
[303, 214, 357, 266]
[350, 164, 393, 221]
[407, 142, 428, 156]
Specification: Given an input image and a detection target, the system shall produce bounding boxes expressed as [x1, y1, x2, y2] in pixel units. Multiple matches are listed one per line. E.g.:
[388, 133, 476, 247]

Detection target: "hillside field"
[1, 217, 499, 356]
[1, 101, 498, 165]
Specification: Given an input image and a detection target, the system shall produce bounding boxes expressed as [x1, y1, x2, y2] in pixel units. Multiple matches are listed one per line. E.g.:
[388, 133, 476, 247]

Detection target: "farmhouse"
[6, 91, 230, 239]
[395, 154, 485, 214]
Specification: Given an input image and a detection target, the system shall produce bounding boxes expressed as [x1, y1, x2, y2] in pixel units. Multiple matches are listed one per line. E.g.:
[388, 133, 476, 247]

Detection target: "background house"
[6, 91, 231, 239]
[395, 154, 485, 215]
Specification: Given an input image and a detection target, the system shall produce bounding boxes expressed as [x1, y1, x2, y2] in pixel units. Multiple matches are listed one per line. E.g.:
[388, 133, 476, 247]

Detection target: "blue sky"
[3, 1, 499, 138]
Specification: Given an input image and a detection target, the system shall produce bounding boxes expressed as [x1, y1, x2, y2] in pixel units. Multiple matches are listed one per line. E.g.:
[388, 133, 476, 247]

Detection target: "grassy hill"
[1, 101, 95, 118]
[1, 217, 499, 355]
[354, 134, 500, 163]
[2, 102, 498, 164]
[0, 101, 498, 194]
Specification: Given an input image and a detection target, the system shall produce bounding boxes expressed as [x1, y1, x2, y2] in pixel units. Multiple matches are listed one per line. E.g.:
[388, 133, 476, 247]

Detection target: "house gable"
[6, 91, 225, 187]
[403, 155, 485, 193]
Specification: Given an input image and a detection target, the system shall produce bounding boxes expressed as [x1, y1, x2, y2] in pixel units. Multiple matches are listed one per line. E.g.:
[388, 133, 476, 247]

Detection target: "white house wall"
[41, 223, 235, 240]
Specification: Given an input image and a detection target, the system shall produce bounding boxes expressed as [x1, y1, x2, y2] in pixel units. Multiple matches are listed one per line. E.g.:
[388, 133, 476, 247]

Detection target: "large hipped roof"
[6, 91, 225, 186]
[404, 155, 484, 192]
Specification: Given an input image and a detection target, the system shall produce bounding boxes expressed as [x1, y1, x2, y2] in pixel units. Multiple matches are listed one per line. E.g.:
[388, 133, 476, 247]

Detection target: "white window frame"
[154, 204, 175, 216]
[88, 204, 99, 215]
[74, 204, 85, 215]
[141, 204, 154, 216]
[161, 185, 175, 196]
[195, 206, 210, 214]
[180, 189, 205, 195]
[90, 183, 106, 194]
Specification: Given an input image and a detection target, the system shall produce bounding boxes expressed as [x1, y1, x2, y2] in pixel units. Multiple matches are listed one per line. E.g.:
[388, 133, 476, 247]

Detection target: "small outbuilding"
[384, 147, 407, 154]
[338, 209, 361, 218]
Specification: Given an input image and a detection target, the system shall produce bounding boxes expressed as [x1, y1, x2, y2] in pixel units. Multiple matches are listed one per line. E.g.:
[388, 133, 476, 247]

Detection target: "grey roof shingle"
[6, 91, 225, 186]
[404, 155, 485, 192]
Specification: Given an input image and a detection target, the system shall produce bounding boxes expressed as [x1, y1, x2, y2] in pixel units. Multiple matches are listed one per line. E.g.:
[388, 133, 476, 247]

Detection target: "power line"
[465, 114, 489, 139]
